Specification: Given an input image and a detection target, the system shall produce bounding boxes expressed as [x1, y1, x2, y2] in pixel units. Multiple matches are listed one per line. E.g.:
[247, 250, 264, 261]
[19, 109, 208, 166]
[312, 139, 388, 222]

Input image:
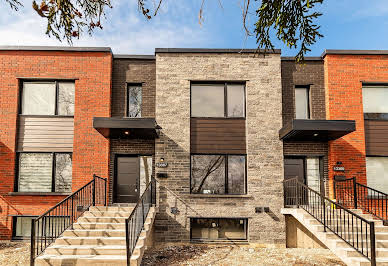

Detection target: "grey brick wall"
[154, 53, 285, 245]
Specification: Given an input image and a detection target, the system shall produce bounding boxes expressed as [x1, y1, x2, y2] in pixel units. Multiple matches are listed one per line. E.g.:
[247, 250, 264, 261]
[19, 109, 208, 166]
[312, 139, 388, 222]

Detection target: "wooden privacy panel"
[190, 118, 246, 154]
[17, 116, 74, 152]
[365, 120, 388, 156]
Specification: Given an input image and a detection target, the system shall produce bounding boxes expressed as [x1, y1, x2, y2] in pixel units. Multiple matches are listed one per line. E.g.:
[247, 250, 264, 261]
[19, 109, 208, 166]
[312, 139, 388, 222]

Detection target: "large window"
[21, 81, 75, 116]
[191, 83, 245, 118]
[17, 153, 72, 193]
[127, 84, 142, 117]
[363, 86, 388, 119]
[190, 155, 246, 195]
[366, 157, 388, 194]
[295, 86, 310, 119]
[191, 218, 247, 240]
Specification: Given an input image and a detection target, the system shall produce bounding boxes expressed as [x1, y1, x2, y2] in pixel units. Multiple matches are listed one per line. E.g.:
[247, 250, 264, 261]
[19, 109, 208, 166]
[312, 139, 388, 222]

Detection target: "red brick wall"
[0, 50, 112, 239]
[324, 54, 388, 198]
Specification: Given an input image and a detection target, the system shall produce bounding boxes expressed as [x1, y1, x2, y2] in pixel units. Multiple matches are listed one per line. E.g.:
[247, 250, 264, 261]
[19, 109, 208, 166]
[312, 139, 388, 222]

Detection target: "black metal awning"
[93, 117, 160, 139]
[279, 119, 356, 141]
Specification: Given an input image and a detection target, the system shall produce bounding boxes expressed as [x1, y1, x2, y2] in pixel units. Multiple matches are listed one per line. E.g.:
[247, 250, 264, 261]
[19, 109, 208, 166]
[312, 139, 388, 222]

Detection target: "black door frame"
[113, 153, 154, 203]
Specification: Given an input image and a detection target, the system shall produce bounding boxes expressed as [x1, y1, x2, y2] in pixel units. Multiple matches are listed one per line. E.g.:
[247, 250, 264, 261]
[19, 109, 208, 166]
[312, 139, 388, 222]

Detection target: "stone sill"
[188, 194, 253, 199]
[8, 192, 70, 196]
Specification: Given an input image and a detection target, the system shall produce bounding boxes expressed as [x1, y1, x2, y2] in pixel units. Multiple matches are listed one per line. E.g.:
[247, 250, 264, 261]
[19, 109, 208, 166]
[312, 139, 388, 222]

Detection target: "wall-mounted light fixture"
[124, 130, 130, 135]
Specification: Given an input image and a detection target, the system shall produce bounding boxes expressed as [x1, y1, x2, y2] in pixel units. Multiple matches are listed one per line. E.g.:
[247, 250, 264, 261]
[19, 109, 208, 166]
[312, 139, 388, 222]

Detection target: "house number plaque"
[156, 162, 168, 168]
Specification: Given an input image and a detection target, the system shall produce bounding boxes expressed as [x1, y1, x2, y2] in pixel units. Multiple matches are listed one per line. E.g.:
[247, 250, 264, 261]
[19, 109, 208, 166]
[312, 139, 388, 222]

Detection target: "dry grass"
[142, 244, 346, 266]
[0, 242, 30, 265]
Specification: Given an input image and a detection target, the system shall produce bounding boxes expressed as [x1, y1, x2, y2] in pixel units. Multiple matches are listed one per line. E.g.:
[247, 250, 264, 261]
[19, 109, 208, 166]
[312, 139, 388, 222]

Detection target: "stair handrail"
[284, 177, 376, 265]
[125, 177, 156, 265]
[335, 177, 388, 223]
[30, 174, 107, 266]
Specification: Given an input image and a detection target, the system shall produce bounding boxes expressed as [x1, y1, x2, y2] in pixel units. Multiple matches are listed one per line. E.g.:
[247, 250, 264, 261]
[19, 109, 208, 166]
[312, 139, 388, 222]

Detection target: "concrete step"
[345, 247, 388, 258]
[55, 237, 126, 246]
[77, 217, 127, 223]
[73, 223, 125, 230]
[326, 232, 388, 240]
[359, 257, 388, 266]
[307, 218, 384, 226]
[89, 206, 134, 212]
[310, 223, 388, 233]
[83, 211, 132, 218]
[63, 229, 126, 237]
[45, 245, 126, 255]
[335, 239, 388, 249]
[35, 254, 127, 266]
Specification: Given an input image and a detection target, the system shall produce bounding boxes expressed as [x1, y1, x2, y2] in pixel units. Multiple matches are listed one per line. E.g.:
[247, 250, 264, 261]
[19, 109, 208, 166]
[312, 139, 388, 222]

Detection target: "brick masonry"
[324, 54, 388, 197]
[281, 59, 328, 193]
[154, 52, 285, 245]
[109, 58, 156, 204]
[0, 50, 112, 239]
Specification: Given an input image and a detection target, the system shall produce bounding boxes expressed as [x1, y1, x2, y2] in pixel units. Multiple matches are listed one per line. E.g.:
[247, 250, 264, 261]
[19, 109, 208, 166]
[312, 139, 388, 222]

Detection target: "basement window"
[12, 216, 71, 239]
[190, 218, 247, 241]
[16, 153, 72, 193]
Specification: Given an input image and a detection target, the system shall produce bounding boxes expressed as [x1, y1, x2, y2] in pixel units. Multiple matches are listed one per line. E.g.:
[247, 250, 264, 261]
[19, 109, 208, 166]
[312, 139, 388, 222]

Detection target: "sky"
[0, 0, 387, 56]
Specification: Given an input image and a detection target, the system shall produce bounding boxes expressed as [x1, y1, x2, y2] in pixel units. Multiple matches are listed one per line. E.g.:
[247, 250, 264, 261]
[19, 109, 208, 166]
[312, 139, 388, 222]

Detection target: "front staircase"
[35, 205, 134, 265]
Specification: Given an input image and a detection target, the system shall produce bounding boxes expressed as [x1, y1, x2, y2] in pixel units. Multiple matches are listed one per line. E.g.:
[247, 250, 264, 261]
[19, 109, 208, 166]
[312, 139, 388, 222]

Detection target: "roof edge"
[155, 48, 281, 54]
[321, 49, 388, 57]
[0, 45, 112, 53]
[113, 54, 155, 60]
[281, 56, 322, 61]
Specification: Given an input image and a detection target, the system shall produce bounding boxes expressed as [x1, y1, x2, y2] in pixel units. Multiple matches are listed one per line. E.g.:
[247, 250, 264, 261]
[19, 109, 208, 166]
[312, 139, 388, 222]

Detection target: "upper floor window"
[21, 81, 75, 116]
[191, 83, 245, 118]
[295, 86, 310, 119]
[363, 86, 388, 119]
[127, 84, 142, 117]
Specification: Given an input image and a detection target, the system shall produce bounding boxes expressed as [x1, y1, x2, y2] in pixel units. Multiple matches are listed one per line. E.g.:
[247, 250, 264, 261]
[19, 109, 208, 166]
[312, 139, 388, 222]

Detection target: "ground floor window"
[190, 155, 246, 195]
[366, 156, 388, 194]
[13, 216, 36, 239]
[190, 218, 247, 241]
[17, 152, 72, 193]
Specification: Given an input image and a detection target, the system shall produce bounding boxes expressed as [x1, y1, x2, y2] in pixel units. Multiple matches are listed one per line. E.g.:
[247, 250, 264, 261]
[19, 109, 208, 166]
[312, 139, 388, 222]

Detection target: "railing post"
[70, 195, 74, 229]
[125, 218, 130, 266]
[370, 221, 376, 266]
[322, 194, 326, 232]
[296, 179, 300, 208]
[92, 174, 96, 206]
[30, 218, 36, 266]
[104, 178, 107, 206]
[353, 177, 358, 209]
[151, 177, 156, 205]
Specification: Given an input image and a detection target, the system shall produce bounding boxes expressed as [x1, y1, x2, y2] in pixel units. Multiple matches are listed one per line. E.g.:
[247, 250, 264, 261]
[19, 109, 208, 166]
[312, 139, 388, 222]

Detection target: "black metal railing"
[30, 175, 107, 266]
[335, 177, 388, 223]
[284, 177, 376, 265]
[125, 178, 156, 265]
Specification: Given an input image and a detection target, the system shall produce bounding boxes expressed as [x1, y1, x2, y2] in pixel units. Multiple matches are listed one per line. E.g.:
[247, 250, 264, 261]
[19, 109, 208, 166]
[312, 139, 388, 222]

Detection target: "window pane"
[22, 82, 56, 115]
[191, 84, 224, 117]
[55, 153, 72, 193]
[19, 153, 53, 192]
[295, 87, 309, 119]
[228, 156, 246, 194]
[306, 157, 321, 193]
[15, 217, 33, 237]
[366, 157, 388, 194]
[363, 87, 388, 113]
[140, 156, 153, 194]
[191, 218, 247, 240]
[227, 84, 245, 117]
[218, 219, 246, 239]
[191, 155, 225, 194]
[58, 82, 75, 115]
[128, 85, 142, 117]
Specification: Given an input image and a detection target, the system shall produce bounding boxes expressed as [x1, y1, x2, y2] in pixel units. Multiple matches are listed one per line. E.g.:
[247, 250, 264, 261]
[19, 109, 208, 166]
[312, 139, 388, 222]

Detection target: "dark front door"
[115, 156, 139, 203]
[284, 158, 306, 205]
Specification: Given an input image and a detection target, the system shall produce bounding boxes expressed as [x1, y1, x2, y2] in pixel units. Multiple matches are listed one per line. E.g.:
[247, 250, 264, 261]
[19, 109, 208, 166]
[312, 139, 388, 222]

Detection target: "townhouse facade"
[0, 46, 387, 247]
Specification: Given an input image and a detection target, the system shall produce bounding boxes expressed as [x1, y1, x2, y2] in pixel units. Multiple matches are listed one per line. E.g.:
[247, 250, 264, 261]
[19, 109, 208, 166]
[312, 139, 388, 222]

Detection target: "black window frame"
[190, 81, 246, 118]
[362, 84, 388, 120]
[190, 153, 247, 195]
[190, 217, 248, 241]
[126, 83, 143, 118]
[12, 215, 38, 240]
[294, 85, 311, 119]
[15, 152, 73, 193]
[19, 79, 75, 117]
